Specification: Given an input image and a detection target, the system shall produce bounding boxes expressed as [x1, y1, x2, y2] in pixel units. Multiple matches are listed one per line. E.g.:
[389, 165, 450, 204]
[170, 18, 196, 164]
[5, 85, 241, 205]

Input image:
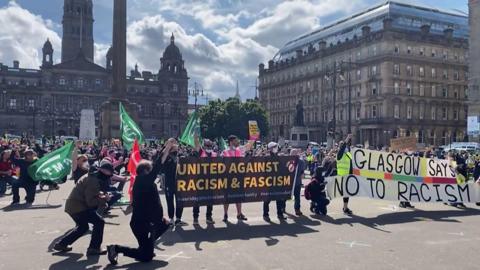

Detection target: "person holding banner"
[222, 135, 251, 222]
[161, 138, 186, 226]
[336, 135, 353, 215]
[291, 148, 305, 216]
[192, 137, 215, 225]
[10, 148, 37, 205]
[263, 142, 287, 221]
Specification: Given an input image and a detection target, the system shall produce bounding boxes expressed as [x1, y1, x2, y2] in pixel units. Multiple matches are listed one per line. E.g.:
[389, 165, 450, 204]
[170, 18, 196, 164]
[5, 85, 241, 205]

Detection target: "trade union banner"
[176, 156, 299, 207]
[326, 149, 480, 203]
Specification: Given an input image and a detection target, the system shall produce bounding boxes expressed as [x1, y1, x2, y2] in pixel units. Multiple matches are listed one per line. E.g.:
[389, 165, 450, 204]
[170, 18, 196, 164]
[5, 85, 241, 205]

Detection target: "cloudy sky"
[0, 0, 467, 103]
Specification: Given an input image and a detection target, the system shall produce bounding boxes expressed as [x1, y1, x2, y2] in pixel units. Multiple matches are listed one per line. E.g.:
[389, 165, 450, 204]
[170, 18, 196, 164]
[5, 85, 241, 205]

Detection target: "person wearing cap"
[222, 135, 252, 222]
[192, 137, 216, 225]
[10, 148, 38, 205]
[263, 142, 287, 221]
[53, 159, 115, 256]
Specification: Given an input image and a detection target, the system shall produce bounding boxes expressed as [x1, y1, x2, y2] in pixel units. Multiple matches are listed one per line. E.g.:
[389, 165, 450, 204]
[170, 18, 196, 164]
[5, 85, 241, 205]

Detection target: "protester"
[291, 148, 305, 216]
[107, 156, 170, 265]
[10, 148, 38, 205]
[162, 138, 186, 226]
[53, 159, 114, 255]
[222, 135, 250, 222]
[0, 149, 14, 196]
[336, 134, 353, 215]
[192, 137, 215, 225]
[305, 166, 330, 215]
[262, 142, 286, 221]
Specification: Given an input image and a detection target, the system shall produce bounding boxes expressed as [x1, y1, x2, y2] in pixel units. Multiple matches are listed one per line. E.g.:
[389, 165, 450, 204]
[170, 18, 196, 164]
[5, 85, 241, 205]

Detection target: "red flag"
[127, 139, 141, 202]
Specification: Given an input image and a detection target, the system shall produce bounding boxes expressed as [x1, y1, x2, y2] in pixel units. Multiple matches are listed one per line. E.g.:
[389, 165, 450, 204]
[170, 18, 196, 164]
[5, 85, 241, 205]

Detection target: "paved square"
[1, 181, 480, 270]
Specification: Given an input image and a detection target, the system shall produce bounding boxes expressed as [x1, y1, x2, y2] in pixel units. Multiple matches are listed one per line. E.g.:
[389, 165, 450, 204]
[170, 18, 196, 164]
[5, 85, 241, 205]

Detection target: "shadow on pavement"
[1, 203, 62, 212]
[157, 219, 320, 251]
[48, 252, 101, 270]
[103, 260, 168, 270]
[320, 208, 480, 231]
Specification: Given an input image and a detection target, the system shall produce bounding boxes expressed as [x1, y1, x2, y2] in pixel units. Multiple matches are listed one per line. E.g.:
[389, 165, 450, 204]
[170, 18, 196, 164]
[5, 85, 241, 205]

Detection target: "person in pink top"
[222, 135, 252, 222]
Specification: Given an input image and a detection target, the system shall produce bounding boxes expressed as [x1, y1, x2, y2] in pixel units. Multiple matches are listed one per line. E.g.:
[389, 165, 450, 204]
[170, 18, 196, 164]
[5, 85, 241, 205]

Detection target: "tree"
[198, 98, 269, 140]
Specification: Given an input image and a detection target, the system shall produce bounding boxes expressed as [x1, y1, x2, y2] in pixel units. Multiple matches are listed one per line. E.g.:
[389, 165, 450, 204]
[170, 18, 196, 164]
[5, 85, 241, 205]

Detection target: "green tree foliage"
[198, 98, 269, 140]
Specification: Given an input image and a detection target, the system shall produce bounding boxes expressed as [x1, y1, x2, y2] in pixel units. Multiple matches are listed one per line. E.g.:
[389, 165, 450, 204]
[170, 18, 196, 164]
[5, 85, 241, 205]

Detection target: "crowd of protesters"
[1, 133, 480, 265]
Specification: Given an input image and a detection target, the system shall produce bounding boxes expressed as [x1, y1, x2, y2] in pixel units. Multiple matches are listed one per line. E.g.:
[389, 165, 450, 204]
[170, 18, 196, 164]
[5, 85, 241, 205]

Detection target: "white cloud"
[0, 1, 61, 68]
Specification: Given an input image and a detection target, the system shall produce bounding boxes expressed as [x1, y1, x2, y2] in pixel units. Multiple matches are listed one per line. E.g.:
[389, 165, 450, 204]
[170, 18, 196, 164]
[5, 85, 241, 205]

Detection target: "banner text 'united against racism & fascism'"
[327, 149, 480, 203]
[176, 156, 298, 207]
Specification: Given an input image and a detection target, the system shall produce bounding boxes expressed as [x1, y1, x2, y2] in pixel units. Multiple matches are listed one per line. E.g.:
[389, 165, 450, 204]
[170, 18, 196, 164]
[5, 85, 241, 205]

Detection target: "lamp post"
[188, 82, 204, 110]
[29, 101, 36, 137]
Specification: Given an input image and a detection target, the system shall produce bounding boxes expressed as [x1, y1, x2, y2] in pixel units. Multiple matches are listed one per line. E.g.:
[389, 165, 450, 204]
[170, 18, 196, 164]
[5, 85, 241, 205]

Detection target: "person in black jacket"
[107, 153, 170, 265]
[10, 148, 37, 205]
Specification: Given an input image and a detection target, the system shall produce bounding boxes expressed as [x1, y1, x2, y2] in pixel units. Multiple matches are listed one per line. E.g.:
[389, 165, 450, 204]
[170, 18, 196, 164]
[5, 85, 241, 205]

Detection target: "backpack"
[304, 179, 318, 200]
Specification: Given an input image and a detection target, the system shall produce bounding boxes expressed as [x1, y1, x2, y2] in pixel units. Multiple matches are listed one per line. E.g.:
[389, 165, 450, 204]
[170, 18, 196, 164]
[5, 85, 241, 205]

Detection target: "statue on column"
[294, 99, 305, 126]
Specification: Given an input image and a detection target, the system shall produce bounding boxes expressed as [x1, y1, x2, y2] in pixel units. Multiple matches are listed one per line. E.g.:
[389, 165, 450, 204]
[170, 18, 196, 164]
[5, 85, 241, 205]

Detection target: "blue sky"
[0, 0, 468, 101]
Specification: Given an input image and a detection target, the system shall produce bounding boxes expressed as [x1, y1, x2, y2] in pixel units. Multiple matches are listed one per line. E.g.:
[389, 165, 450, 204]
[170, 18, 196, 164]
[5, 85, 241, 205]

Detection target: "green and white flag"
[119, 102, 144, 150]
[28, 142, 75, 182]
[179, 110, 201, 148]
[218, 137, 228, 152]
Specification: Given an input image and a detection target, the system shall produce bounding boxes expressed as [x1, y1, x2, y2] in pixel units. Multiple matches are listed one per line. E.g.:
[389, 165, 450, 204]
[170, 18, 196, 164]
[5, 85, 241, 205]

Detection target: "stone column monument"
[290, 99, 309, 148]
[468, 0, 480, 141]
[100, 0, 138, 140]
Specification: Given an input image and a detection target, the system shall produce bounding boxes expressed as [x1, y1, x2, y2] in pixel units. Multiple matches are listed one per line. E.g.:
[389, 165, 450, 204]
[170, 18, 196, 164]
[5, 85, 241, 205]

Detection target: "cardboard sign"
[176, 156, 298, 207]
[248, 120, 260, 141]
[79, 109, 96, 140]
[390, 137, 417, 151]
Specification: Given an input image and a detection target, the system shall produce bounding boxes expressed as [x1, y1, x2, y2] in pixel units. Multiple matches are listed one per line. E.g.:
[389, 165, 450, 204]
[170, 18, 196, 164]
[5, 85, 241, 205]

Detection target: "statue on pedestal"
[294, 99, 304, 127]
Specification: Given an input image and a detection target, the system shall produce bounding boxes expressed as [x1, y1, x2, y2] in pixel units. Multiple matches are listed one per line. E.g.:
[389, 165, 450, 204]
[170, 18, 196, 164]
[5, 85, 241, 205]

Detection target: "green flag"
[28, 142, 74, 182]
[119, 102, 145, 150]
[179, 110, 201, 148]
[218, 137, 228, 152]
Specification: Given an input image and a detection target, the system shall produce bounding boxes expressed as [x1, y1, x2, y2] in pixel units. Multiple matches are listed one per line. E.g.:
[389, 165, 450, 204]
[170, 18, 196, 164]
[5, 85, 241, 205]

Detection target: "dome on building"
[42, 39, 53, 53]
[162, 33, 182, 60]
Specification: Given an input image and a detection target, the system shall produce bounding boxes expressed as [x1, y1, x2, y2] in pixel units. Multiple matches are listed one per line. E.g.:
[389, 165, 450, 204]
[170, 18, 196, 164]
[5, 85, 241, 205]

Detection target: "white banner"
[79, 109, 96, 140]
[326, 175, 480, 203]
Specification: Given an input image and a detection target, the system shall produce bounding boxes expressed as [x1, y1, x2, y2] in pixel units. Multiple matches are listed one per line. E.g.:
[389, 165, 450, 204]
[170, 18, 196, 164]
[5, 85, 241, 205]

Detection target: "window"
[394, 45, 399, 54]
[432, 85, 436, 97]
[407, 83, 412, 96]
[339, 109, 344, 121]
[442, 107, 447, 120]
[9, 99, 16, 109]
[431, 107, 436, 120]
[454, 71, 459, 81]
[393, 64, 400, 75]
[407, 46, 412, 54]
[443, 70, 448, 79]
[407, 105, 412, 119]
[419, 47, 425, 56]
[453, 109, 459, 120]
[371, 65, 377, 76]
[420, 84, 425, 96]
[406, 65, 413, 76]
[59, 78, 66, 85]
[371, 83, 378, 96]
[77, 79, 84, 87]
[356, 106, 361, 120]
[431, 68, 436, 78]
[454, 89, 458, 99]
[394, 104, 400, 119]
[356, 69, 361, 80]
[372, 46, 377, 56]
[465, 87, 469, 98]
[419, 67, 425, 77]
[356, 86, 361, 97]
[443, 50, 448, 60]
[418, 130, 424, 143]
[28, 99, 34, 108]
[442, 87, 448, 98]
[432, 49, 436, 57]
[394, 82, 400, 94]
[372, 105, 377, 118]
[95, 79, 101, 85]
[172, 84, 178, 92]
[419, 106, 424, 119]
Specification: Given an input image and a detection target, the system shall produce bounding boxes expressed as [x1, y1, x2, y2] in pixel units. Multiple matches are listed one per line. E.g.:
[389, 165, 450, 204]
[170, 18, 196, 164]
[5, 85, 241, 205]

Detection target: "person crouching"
[107, 155, 170, 265]
[305, 166, 330, 215]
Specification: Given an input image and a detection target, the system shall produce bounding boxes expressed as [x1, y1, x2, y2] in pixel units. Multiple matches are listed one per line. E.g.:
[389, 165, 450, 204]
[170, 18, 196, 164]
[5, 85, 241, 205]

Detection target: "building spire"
[170, 33, 175, 44]
[235, 80, 240, 99]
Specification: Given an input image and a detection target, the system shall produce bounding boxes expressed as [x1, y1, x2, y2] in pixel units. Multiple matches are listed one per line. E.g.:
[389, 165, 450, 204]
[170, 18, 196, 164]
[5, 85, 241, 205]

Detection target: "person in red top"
[0, 150, 14, 196]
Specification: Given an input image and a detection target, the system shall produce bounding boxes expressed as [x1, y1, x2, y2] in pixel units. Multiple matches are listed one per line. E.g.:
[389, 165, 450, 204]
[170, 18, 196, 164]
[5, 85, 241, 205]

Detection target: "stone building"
[0, 0, 188, 139]
[258, 1, 470, 147]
